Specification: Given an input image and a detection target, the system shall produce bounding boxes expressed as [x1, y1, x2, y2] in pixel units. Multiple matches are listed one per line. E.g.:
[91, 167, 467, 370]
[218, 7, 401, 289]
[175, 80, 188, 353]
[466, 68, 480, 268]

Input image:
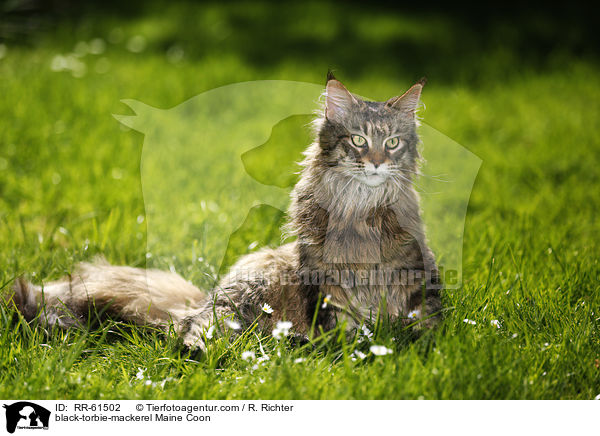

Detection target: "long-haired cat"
[7, 73, 441, 351]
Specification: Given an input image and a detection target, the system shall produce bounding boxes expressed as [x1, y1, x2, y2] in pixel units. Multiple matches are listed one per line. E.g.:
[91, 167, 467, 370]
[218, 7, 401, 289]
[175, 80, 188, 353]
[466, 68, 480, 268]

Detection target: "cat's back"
[224, 241, 298, 278]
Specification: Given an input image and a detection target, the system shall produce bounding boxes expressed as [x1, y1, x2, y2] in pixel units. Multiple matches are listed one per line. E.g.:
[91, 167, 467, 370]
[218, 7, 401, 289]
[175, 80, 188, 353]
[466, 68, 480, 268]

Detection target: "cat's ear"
[386, 77, 426, 115]
[325, 75, 357, 122]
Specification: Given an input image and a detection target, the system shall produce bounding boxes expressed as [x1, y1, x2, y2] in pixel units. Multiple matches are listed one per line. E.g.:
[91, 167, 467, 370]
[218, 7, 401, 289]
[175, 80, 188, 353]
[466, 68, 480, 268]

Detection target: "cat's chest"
[321, 210, 415, 264]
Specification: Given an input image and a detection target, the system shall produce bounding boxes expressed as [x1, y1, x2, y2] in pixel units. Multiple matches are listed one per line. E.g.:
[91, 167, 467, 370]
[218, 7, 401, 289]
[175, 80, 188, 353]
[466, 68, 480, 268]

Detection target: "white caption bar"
[0, 400, 597, 435]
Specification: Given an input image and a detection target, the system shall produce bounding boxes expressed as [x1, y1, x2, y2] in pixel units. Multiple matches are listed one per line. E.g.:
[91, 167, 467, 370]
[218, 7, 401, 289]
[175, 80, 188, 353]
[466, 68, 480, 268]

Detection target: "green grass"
[1, 1, 599, 399]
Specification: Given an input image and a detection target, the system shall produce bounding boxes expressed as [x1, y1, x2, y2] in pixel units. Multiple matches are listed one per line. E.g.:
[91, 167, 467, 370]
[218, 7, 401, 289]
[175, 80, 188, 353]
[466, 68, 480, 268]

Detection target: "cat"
[7, 73, 441, 351]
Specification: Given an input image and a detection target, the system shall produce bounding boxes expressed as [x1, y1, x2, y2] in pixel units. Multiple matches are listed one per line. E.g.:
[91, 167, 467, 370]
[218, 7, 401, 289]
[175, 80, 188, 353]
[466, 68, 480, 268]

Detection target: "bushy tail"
[5, 260, 207, 333]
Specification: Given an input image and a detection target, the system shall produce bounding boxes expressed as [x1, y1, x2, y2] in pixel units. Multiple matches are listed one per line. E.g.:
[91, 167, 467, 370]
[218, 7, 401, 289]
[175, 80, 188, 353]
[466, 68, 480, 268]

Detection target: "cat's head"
[317, 73, 424, 187]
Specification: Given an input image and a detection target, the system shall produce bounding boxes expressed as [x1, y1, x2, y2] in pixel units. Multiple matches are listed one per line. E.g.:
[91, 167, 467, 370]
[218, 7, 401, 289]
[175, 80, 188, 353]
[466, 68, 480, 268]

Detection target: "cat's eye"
[351, 135, 367, 148]
[385, 137, 402, 150]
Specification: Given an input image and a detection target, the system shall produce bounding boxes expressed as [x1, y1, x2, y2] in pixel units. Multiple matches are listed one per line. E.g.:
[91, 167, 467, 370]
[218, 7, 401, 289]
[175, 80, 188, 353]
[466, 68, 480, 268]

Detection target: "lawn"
[0, 1, 599, 399]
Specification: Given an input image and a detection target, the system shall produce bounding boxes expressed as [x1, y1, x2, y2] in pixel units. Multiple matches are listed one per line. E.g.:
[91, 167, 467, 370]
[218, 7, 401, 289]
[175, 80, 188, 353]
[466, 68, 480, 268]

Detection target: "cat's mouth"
[357, 173, 387, 187]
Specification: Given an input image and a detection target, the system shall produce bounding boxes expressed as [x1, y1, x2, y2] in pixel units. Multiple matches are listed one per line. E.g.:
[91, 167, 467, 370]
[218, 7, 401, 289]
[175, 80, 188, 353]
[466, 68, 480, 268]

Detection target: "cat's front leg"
[404, 267, 442, 328]
[179, 300, 242, 351]
[179, 309, 211, 352]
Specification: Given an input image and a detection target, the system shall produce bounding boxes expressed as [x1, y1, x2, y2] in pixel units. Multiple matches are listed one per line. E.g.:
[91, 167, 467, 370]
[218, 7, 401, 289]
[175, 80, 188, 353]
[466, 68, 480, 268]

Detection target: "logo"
[2, 402, 50, 434]
[115, 80, 480, 288]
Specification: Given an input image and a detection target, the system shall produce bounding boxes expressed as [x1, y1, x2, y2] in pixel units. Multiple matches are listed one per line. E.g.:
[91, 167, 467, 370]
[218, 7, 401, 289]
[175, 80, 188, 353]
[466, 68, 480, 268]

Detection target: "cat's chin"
[357, 174, 387, 187]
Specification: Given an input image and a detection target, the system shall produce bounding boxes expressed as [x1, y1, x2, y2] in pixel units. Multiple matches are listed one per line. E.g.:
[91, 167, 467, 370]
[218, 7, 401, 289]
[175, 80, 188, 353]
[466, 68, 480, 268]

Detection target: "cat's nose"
[365, 162, 386, 174]
[368, 154, 386, 169]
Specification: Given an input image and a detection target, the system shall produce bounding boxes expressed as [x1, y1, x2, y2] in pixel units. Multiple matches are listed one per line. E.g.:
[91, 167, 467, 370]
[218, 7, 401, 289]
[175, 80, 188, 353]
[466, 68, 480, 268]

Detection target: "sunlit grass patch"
[0, 2, 599, 399]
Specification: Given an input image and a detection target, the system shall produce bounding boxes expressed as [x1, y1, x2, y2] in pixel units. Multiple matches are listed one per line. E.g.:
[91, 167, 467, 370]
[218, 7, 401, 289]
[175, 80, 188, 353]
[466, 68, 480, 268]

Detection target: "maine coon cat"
[8, 73, 441, 351]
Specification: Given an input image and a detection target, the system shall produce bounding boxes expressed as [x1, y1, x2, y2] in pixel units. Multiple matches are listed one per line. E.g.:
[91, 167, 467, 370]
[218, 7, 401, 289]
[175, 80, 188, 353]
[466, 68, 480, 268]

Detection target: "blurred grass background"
[0, 0, 599, 399]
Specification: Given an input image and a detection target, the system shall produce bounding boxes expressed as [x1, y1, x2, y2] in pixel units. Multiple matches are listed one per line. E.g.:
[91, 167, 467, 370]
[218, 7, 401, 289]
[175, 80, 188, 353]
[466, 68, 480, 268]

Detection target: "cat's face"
[318, 78, 423, 187]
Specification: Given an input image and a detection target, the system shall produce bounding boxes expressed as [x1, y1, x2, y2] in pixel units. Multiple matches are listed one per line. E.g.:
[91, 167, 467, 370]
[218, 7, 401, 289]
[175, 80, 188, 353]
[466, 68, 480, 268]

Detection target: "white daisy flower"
[262, 303, 274, 314]
[360, 324, 374, 341]
[205, 325, 216, 339]
[241, 351, 255, 361]
[463, 319, 476, 325]
[272, 329, 285, 340]
[225, 319, 241, 330]
[352, 350, 367, 361]
[407, 309, 420, 320]
[321, 294, 331, 309]
[277, 320, 293, 330]
[370, 345, 393, 356]
[272, 320, 293, 340]
[271, 329, 285, 340]
[135, 368, 146, 380]
[490, 319, 501, 328]
[253, 354, 270, 369]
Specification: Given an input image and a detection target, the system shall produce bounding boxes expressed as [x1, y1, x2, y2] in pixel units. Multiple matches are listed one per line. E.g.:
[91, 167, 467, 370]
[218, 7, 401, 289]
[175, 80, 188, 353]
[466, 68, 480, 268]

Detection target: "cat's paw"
[182, 331, 207, 353]
[180, 315, 210, 353]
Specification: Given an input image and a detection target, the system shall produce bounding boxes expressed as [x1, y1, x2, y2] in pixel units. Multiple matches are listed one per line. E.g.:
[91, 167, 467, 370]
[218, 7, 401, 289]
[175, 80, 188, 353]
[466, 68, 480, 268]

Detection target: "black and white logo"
[2, 402, 50, 434]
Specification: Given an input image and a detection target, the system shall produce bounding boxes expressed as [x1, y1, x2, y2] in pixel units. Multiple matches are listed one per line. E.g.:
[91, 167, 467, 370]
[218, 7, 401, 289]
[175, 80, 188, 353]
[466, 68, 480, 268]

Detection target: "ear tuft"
[326, 69, 337, 83]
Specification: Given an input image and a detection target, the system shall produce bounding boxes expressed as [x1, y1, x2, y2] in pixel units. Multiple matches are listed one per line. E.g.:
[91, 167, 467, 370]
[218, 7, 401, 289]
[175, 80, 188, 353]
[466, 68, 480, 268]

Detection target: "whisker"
[401, 168, 451, 182]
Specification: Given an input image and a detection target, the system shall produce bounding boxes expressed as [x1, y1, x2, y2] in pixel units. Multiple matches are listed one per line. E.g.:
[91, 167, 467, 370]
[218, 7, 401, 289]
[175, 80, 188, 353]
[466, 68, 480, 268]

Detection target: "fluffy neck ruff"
[294, 142, 419, 223]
